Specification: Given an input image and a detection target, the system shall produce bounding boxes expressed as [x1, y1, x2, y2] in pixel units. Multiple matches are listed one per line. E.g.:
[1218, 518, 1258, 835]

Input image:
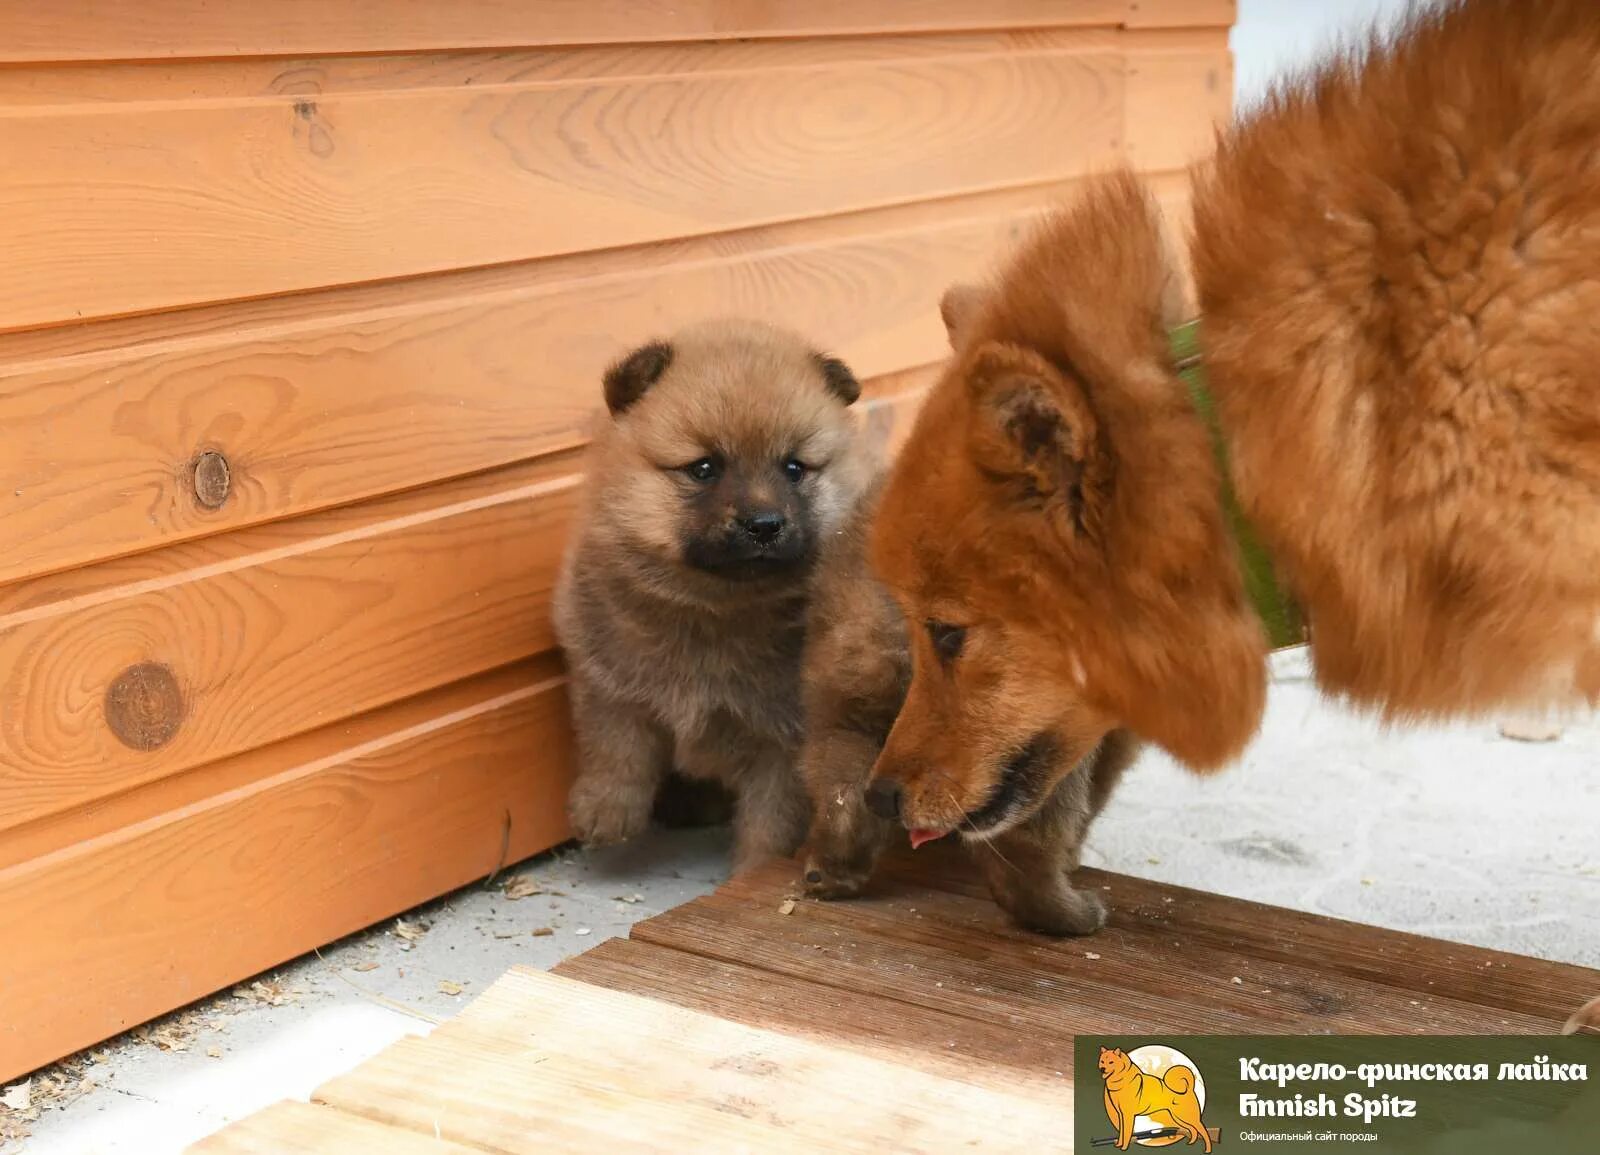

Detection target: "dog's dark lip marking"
[961, 730, 1060, 832]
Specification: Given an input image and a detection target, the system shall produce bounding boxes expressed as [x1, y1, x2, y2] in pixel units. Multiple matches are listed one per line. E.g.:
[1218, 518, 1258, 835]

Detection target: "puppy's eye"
[781, 458, 808, 483]
[926, 621, 966, 662]
[683, 457, 721, 483]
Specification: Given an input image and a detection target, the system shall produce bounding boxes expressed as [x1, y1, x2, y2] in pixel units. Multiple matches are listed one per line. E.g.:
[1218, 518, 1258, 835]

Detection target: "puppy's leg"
[800, 727, 894, 899]
[1565, 995, 1600, 1035]
[976, 753, 1108, 936]
[730, 744, 810, 874]
[565, 674, 669, 848]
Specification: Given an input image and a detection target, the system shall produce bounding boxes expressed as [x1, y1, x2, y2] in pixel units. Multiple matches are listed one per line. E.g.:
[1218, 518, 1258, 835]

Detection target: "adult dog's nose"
[864, 778, 903, 821]
[739, 511, 786, 543]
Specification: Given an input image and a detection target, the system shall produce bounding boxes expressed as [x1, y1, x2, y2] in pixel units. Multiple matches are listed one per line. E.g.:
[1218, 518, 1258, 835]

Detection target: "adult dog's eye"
[781, 458, 808, 483]
[927, 621, 966, 662]
[683, 457, 721, 483]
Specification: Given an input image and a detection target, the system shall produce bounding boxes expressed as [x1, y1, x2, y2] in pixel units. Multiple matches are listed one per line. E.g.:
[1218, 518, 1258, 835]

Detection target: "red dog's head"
[865, 172, 1267, 844]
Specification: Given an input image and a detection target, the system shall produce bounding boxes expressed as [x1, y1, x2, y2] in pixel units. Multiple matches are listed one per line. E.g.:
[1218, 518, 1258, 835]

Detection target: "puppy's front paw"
[568, 780, 652, 847]
[1564, 994, 1600, 1035]
[999, 885, 1107, 937]
[801, 853, 871, 900]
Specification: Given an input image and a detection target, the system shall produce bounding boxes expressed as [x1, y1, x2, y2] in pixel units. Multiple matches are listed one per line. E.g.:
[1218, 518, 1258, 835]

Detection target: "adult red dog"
[866, 0, 1599, 1033]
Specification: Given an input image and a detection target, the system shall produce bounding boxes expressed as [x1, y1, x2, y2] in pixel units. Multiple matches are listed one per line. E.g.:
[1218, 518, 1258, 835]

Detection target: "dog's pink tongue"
[908, 828, 946, 850]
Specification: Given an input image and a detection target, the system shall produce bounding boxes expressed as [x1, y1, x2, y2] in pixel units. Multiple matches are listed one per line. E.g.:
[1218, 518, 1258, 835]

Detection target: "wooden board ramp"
[188, 852, 1600, 1153]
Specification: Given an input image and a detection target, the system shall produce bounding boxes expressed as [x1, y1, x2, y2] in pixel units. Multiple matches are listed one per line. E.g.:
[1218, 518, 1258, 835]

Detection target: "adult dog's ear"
[965, 341, 1106, 539]
[939, 283, 986, 349]
[812, 352, 861, 405]
[603, 340, 674, 415]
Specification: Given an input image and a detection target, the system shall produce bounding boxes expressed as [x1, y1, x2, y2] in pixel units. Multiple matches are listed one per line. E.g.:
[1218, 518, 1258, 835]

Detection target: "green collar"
[1169, 320, 1306, 651]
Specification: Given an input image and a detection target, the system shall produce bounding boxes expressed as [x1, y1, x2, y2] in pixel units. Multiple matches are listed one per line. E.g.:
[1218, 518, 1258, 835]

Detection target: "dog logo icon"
[1096, 1044, 1218, 1151]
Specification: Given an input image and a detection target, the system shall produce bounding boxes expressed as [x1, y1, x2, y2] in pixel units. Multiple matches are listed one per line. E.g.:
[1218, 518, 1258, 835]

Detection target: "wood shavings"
[393, 918, 427, 949]
[438, 981, 464, 996]
[531, 927, 554, 937]
[1, 1082, 31, 1111]
[612, 893, 644, 904]
[231, 979, 300, 1007]
[503, 875, 543, 900]
[351, 961, 380, 972]
[778, 898, 797, 916]
[1084, 952, 1101, 960]
[206, 1046, 223, 1060]
[574, 927, 592, 936]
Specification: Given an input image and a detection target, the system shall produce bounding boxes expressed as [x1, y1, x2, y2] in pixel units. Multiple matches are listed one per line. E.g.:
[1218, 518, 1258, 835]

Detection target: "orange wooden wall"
[0, 0, 1234, 1080]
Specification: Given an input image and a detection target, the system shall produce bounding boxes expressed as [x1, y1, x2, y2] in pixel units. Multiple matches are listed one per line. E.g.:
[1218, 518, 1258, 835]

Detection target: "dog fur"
[553, 320, 875, 871]
[864, 0, 1600, 1022]
[796, 479, 1140, 935]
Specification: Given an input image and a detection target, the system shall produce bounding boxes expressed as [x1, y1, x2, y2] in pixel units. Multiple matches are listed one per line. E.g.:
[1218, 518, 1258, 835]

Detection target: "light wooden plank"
[0, 658, 573, 1085]
[1124, 38, 1232, 169]
[0, 1, 1131, 63]
[0, 186, 1057, 586]
[314, 970, 1068, 1153]
[1123, 0, 1236, 28]
[556, 937, 1068, 1088]
[189, 1099, 483, 1155]
[0, 456, 577, 831]
[0, 46, 1123, 329]
[0, 29, 1124, 106]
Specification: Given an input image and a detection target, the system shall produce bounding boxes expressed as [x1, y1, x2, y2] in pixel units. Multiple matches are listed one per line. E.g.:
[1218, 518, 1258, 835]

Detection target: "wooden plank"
[1123, 0, 1236, 28]
[0, 1, 1132, 63]
[1124, 38, 1232, 169]
[556, 937, 1070, 1087]
[189, 1099, 483, 1155]
[708, 864, 1565, 1033]
[631, 860, 1575, 1036]
[0, 46, 1123, 329]
[0, 658, 573, 1084]
[889, 850, 1599, 1024]
[313, 970, 1066, 1153]
[0, 29, 1125, 106]
[0, 185, 1059, 586]
[449, 966, 1069, 1128]
[0, 455, 577, 832]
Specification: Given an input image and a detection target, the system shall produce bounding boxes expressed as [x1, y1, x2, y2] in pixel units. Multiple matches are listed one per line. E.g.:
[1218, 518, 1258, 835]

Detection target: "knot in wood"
[192, 450, 231, 509]
[105, 662, 185, 751]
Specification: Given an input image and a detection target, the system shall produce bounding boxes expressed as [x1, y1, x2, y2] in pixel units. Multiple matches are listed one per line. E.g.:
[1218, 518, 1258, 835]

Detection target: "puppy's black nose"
[864, 778, 903, 821]
[739, 511, 786, 543]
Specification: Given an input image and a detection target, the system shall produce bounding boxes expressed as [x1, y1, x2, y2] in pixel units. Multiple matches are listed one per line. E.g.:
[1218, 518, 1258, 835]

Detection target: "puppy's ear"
[965, 341, 1105, 539]
[812, 353, 861, 406]
[939, 283, 986, 349]
[603, 340, 674, 415]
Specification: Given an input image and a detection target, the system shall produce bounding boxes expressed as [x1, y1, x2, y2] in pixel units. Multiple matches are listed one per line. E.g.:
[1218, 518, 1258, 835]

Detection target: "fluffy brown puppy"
[554, 320, 875, 871]
[798, 478, 1140, 935]
[864, 0, 1600, 1025]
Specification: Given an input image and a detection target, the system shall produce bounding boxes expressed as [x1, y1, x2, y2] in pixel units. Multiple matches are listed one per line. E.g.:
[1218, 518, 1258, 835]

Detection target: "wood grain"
[0, 29, 1126, 106]
[556, 937, 1070, 1088]
[0, 456, 578, 831]
[0, 658, 573, 1085]
[0, 185, 1060, 586]
[888, 850, 1600, 1024]
[1124, 39, 1232, 169]
[713, 864, 1556, 1035]
[0, 1, 1135, 64]
[1123, 0, 1236, 28]
[312, 969, 1067, 1154]
[188, 1100, 484, 1155]
[0, 45, 1122, 329]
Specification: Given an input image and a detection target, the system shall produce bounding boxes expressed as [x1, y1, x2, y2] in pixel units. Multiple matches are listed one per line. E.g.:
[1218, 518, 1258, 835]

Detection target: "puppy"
[797, 478, 1140, 935]
[863, 0, 1600, 1029]
[553, 320, 875, 871]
